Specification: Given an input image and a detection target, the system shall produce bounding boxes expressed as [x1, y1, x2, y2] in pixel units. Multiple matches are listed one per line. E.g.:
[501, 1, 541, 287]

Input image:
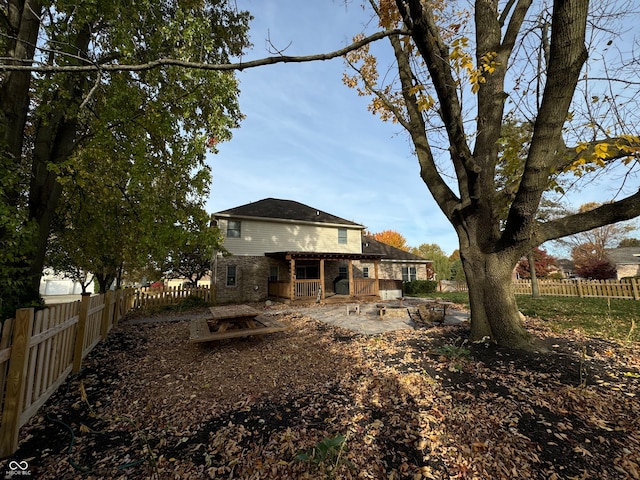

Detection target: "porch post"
[374, 260, 380, 296]
[348, 259, 354, 297]
[290, 258, 296, 301]
[320, 259, 326, 300]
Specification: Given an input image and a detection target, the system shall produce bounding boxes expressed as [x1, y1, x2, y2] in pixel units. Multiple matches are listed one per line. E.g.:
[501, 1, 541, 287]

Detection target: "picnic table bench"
[189, 304, 287, 343]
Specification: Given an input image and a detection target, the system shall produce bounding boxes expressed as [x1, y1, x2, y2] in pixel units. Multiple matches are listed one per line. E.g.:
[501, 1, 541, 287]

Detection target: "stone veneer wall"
[214, 257, 431, 303]
[214, 256, 274, 304]
[377, 262, 430, 281]
[326, 261, 428, 281]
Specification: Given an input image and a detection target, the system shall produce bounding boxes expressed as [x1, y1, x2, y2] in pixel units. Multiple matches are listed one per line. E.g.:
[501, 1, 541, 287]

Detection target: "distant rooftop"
[362, 235, 430, 263]
[213, 198, 363, 227]
[605, 247, 640, 265]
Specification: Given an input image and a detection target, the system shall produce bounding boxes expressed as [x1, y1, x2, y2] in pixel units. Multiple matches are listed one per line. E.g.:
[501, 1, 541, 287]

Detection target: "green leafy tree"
[48, 141, 226, 292]
[161, 214, 226, 287]
[448, 250, 465, 284]
[411, 243, 451, 282]
[0, 0, 250, 318]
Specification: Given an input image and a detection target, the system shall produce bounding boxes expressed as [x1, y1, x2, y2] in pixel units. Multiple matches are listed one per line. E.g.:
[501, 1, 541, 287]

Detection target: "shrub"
[178, 295, 209, 309]
[403, 280, 438, 295]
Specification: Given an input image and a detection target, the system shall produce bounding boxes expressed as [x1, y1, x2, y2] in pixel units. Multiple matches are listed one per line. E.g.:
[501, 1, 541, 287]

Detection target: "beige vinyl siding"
[218, 218, 363, 256]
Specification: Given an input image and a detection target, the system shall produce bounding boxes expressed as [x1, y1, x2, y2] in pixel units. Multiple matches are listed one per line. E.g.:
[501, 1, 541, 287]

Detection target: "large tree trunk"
[0, 0, 42, 163]
[528, 251, 541, 298]
[0, 0, 44, 312]
[95, 273, 115, 294]
[460, 247, 532, 349]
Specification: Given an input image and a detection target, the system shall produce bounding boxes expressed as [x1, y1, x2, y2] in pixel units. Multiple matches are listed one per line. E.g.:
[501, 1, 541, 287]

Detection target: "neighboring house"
[166, 276, 212, 289]
[40, 268, 87, 296]
[605, 247, 640, 279]
[210, 198, 432, 304]
[555, 258, 575, 278]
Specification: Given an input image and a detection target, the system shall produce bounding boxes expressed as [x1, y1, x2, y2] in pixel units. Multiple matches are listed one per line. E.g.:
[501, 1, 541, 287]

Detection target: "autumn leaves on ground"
[11, 305, 640, 480]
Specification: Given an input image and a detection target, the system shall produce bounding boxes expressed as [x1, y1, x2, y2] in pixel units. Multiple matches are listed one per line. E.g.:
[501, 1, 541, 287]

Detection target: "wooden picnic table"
[189, 304, 287, 343]
[435, 301, 455, 316]
[419, 299, 455, 325]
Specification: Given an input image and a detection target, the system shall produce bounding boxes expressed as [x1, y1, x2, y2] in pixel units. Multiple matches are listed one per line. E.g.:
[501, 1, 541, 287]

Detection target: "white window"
[402, 266, 417, 282]
[363, 267, 369, 278]
[338, 228, 347, 244]
[226, 265, 237, 286]
[227, 220, 241, 238]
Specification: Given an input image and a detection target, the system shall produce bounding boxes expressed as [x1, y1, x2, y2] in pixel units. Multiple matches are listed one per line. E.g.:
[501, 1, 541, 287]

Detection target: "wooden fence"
[0, 285, 208, 458]
[513, 278, 640, 300]
[132, 285, 212, 309]
[353, 278, 379, 296]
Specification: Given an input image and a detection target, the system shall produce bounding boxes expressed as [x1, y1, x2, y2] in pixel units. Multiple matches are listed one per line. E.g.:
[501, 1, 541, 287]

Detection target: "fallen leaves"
[10, 305, 640, 479]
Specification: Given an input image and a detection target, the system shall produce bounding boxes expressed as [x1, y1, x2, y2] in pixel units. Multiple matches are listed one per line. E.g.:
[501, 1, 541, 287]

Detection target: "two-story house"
[211, 198, 432, 303]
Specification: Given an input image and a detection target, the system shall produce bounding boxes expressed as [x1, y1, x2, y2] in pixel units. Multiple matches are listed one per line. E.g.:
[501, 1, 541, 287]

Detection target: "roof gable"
[214, 198, 363, 227]
[605, 247, 640, 265]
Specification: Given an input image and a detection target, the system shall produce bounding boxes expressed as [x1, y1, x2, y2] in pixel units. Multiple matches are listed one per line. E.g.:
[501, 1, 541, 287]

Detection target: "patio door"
[295, 261, 319, 279]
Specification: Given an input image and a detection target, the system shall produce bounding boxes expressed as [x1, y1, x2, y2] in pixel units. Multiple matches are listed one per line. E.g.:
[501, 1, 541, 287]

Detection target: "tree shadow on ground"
[9, 309, 640, 479]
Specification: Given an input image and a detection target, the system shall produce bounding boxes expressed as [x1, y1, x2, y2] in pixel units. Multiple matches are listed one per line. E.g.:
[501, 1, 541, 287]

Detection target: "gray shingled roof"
[213, 198, 363, 227]
[362, 235, 429, 262]
[605, 247, 640, 265]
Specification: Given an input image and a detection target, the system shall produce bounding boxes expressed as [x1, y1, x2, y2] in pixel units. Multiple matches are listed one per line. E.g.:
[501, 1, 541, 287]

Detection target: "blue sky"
[205, 1, 639, 257]
[205, 0, 457, 253]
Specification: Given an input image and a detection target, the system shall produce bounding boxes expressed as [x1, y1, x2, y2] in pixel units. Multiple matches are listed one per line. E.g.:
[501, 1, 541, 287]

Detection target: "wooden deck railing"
[295, 280, 321, 298]
[267, 280, 322, 299]
[268, 281, 291, 298]
[269, 278, 393, 299]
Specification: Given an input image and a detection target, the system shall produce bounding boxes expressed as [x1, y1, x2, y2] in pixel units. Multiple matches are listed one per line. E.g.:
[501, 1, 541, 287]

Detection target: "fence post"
[112, 290, 121, 326]
[632, 278, 639, 301]
[0, 308, 34, 458]
[101, 290, 114, 338]
[73, 294, 90, 374]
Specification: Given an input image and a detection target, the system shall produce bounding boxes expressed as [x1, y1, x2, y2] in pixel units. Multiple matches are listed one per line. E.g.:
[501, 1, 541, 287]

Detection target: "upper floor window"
[227, 220, 241, 238]
[338, 228, 347, 244]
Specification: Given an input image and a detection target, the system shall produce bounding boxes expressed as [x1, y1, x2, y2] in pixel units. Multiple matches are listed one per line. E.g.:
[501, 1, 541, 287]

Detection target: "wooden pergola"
[265, 251, 384, 301]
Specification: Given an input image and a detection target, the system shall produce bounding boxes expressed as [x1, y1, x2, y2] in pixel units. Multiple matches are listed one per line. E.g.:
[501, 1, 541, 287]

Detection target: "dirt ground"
[4, 304, 640, 479]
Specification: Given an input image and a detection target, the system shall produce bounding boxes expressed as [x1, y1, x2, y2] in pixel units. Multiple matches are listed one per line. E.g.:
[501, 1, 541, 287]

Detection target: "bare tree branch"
[0, 28, 409, 73]
[537, 189, 640, 244]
